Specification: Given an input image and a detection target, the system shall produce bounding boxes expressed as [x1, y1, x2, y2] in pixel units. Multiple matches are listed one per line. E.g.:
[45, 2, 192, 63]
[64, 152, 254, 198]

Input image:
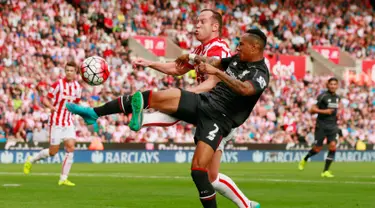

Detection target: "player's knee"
[192, 154, 211, 170]
[328, 142, 337, 151]
[65, 145, 75, 153]
[192, 154, 210, 170]
[192, 160, 207, 170]
[313, 146, 322, 153]
[64, 139, 75, 152]
[49, 146, 59, 156]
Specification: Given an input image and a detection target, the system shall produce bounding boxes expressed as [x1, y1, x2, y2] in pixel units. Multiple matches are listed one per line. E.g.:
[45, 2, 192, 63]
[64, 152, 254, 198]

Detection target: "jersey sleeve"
[206, 46, 229, 59]
[47, 81, 59, 99]
[315, 93, 326, 106]
[244, 69, 269, 95]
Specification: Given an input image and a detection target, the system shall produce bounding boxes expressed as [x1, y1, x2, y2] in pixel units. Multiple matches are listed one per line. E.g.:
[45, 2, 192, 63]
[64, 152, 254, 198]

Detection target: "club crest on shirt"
[238, 70, 250, 79]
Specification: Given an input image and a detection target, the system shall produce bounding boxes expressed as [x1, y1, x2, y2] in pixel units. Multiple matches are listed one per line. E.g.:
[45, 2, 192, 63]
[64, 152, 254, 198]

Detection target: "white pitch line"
[0, 172, 374, 185]
[3, 184, 21, 187]
[348, 175, 375, 179]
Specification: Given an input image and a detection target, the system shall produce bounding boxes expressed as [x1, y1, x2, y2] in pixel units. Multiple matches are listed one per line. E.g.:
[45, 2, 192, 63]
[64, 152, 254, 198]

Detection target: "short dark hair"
[328, 77, 338, 83]
[65, 61, 77, 71]
[246, 28, 267, 48]
[201, 9, 223, 35]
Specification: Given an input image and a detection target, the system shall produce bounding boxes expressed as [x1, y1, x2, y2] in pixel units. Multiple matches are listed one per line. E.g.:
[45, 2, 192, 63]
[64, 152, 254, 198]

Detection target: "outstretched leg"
[66, 88, 197, 131]
[66, 89, 182, 125]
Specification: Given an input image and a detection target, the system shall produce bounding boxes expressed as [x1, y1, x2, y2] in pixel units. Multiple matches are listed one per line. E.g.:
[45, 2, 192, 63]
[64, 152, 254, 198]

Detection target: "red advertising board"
[312, 46, 340, 64]
[362, 60, 375, 77]
[134, 36, 166, 56]
[265, 54, 306, 79]
[361, 60, 375, 84]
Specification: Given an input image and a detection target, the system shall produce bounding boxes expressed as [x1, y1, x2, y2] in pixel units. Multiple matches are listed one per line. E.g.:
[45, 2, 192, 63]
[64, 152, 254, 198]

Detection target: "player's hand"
[197, 63, 218, 75]
[132, 57, 152, 67]
[324, 109, 335, 115]
[50, 107, 56, 113]
[175, 54, 189, 68]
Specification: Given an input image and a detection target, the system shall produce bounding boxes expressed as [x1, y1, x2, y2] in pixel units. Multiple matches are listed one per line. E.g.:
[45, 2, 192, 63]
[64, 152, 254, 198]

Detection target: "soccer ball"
[80, 56, 110, 86]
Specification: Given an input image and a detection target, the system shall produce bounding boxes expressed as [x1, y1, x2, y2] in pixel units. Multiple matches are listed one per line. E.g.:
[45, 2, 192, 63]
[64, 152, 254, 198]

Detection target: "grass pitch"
[0, 163, 374, 208]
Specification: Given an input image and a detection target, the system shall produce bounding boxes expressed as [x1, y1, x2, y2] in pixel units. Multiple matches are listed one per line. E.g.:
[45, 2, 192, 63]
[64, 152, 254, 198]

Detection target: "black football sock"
[94, 95, 132, 116]
[93, 91, 152, 117]
[191, 168, 217, 208]
[142, 90, 151, 108]
[324, 151, 335, 171]
[304, 149, 318, 161]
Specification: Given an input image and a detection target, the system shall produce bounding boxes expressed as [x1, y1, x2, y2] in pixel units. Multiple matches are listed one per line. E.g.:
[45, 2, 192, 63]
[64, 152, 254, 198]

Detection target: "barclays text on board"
[0, 150, 375, 164]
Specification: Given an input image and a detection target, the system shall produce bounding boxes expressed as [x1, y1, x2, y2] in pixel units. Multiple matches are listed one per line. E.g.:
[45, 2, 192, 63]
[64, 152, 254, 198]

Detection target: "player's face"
[327, 80, 338, 93]
[237, 35, 256, 61]
[195, 11, 218, 43]
[65, 65, 76, 81]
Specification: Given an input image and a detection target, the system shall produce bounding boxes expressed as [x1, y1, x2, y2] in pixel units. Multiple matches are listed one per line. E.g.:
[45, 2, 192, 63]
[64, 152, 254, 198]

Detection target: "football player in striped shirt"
[24, 61, 82, 186]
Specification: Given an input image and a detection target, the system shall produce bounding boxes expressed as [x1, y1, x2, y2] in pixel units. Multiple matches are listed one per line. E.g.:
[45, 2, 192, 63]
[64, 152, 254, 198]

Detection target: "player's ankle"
[60, 175, 68, 181]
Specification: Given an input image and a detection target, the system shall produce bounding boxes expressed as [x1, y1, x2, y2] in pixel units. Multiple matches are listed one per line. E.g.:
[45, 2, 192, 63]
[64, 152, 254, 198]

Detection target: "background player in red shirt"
[132, 9, 255, 208]
[23, 61, 82, 187]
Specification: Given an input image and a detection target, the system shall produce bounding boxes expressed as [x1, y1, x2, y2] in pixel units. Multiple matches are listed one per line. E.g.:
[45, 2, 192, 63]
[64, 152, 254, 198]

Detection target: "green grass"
[0, 163, 374, 208]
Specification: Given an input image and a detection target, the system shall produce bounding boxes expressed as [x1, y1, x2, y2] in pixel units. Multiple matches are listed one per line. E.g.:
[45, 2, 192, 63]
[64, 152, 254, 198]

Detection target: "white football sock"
[212, 173, 251, 208]
[142, 111, 179, 127]
[30, 148, 50, 163]
[60, 152, 74, 181]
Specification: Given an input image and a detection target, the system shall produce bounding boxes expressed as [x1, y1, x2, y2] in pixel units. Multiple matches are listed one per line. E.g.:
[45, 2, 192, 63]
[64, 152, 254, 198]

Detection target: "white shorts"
[217, 128, 237, 152]
[49, 126, 76, 145]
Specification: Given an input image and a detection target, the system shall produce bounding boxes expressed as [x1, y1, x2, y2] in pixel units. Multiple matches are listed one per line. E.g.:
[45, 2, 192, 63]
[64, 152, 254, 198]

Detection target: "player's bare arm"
[133, 57, 191, 76]
[310, 105, 334, 115]
[197, 63, 256, 96]
[175, 54, 222, 68]
[42, 97, 56, 112]
[195, 56, 222, 69]
[187, 75, 220, 93]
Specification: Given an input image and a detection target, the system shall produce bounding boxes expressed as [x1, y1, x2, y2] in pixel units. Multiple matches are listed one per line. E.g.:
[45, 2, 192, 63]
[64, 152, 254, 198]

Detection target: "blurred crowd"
[1, 0, 375, 146]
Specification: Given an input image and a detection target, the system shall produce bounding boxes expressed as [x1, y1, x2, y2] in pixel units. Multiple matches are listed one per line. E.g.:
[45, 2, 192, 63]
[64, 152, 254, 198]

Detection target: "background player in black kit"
[299, 77, 340, 178]
[66, 29, 269, 208]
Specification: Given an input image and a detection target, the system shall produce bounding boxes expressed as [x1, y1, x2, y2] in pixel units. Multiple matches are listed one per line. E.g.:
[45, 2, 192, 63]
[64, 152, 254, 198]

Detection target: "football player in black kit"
[66, 29, 269, 208]
[299, 77, 340, 178]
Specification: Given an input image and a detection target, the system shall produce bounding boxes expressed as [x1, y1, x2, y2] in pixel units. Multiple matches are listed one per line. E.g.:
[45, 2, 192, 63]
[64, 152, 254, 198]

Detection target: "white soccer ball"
[80, 56, 110, 86]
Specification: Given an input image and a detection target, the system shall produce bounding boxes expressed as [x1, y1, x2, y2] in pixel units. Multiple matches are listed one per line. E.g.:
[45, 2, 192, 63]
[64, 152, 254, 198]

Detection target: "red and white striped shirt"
[191, 37, 231, 83]
[47, 78, 82, 127]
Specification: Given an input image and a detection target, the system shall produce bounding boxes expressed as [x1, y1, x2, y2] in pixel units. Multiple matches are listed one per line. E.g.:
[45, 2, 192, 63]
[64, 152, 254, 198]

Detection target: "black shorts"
[314, 124, 338, 146]
[172, 89, 233, 151]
